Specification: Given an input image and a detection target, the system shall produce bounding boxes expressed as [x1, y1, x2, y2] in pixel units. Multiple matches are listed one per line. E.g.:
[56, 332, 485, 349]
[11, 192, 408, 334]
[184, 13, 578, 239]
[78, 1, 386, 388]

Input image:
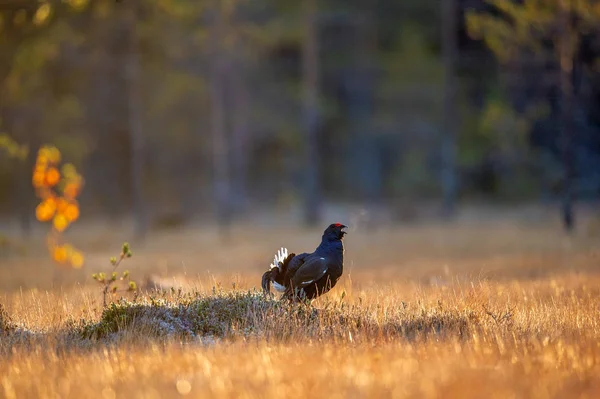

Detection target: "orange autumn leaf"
[63, 243, 74, 255]
[32, 144, 86, 270]
[35, 202, 55, 222]
[47, 146, 61, 164]
[37, 187, 55, 200]
[36, 154, 48, 167]
[63, 182, 82, 199]
[70, 251, 84, 269]
[52, 245, 68, 263]
[44, 167, 60, 187]
[45, 195, 57, 207]
[34, 162, 46, 173]
[38, 147, 50, 158]
[40, 196, 57, 213]
[64, 204, 79, 222]
[53, 213, 69, 232]
[56, 198, 69, 213]
[32, 172, 46, 188]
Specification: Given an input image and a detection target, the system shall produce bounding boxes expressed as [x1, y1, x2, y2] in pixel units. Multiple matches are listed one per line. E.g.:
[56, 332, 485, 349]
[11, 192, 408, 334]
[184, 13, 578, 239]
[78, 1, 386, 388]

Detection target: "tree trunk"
[9, 111, 34, 237]
[441, 0, 459, 218]
[349, 6, 379, 204]
[559, 0, 575, 232]
[230, 62, 249, 217]
[302, 0, 321, 226]
[0, 30, 33, 236]
[209, 2, 232, 239]
[126, 3, 147, 240]
[18, 142, 33, 237]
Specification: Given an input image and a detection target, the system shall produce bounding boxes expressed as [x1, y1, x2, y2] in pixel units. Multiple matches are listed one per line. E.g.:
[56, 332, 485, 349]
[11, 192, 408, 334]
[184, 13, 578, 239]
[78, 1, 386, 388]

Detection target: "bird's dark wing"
[283, 252, 309, 285]
[278, 252, 296, 277]
[290, 256, 328, 290]
[286, 252, 309, 275]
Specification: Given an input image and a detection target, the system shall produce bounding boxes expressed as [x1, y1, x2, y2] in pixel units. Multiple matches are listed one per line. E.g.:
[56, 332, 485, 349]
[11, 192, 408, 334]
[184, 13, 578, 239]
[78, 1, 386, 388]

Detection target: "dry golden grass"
[1, 210, 600, 398]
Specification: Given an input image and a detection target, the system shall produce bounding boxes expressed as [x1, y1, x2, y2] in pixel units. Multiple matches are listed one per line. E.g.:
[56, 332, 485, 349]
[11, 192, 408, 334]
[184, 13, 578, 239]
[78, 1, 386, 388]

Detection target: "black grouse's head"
[323, 223, 348, 241]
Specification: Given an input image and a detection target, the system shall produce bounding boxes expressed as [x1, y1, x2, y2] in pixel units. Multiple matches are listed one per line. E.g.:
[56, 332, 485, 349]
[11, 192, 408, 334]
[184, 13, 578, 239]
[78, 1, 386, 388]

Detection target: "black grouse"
[261, 223, 347, 301]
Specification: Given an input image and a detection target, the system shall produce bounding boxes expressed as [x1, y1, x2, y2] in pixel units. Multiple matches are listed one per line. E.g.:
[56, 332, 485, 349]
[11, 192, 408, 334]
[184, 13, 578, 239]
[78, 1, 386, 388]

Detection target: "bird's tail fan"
[270, 247, 289, 270]
[261, 270, 273, 295]
[262, 247, 295, 295]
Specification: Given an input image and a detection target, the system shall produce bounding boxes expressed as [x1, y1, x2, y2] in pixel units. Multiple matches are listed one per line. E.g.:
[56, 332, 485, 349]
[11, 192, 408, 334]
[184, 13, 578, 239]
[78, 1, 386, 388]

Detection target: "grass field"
[1, 207, 600, 398]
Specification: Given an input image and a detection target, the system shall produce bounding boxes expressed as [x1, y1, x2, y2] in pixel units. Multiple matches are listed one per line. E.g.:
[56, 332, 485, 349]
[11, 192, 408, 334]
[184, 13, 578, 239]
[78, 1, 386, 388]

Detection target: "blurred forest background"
[1, 0, 600, 241]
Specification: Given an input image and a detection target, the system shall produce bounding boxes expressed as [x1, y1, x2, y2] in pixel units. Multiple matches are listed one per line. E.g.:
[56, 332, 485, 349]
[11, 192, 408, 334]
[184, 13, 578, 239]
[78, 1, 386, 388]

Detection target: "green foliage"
[382, 25, 445, 199]
[390, 151, 439, 199]
[464, 0, 600, 199]
[0, 134, 28, 161]
[466, 0, 600, 63]
[458, 93, 553, 199]
[2, 0, 580, 211]
[461, 96, 531, 165]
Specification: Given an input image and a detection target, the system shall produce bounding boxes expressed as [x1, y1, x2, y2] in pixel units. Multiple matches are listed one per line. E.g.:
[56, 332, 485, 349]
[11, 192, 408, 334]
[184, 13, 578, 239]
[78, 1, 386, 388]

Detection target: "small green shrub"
[91, 242, 137, 307]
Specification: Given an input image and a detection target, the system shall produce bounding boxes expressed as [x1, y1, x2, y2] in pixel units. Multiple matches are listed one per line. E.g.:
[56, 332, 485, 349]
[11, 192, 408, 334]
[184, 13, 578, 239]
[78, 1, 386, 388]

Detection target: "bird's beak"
[340, 225, 348, 236]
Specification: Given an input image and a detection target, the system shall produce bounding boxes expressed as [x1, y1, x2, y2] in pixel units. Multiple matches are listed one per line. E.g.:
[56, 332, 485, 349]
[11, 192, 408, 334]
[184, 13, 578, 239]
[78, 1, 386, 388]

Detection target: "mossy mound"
[75, 290, 477, 343]
[78, 290, 278, 340]
[0, 303, 34, 347]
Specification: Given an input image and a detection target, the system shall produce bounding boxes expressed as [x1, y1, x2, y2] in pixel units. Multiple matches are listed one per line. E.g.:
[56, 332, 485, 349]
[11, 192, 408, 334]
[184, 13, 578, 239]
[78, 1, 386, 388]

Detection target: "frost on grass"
[1, 290, 484, 347]
[0, 303, 13, 335]
[77, 290, 294, 341]
[72, 289, 479, 343]
[0, 303, 33, 343]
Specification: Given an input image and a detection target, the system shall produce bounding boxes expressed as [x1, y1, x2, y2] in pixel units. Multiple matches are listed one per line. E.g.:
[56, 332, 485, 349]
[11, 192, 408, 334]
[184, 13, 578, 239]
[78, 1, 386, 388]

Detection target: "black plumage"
[261, 223, 347, 301]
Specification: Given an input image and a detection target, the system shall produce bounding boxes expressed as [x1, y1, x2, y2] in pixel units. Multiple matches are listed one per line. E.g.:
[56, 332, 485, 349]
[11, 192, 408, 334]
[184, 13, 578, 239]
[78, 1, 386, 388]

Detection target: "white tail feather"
[269, 247, 289, 270]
